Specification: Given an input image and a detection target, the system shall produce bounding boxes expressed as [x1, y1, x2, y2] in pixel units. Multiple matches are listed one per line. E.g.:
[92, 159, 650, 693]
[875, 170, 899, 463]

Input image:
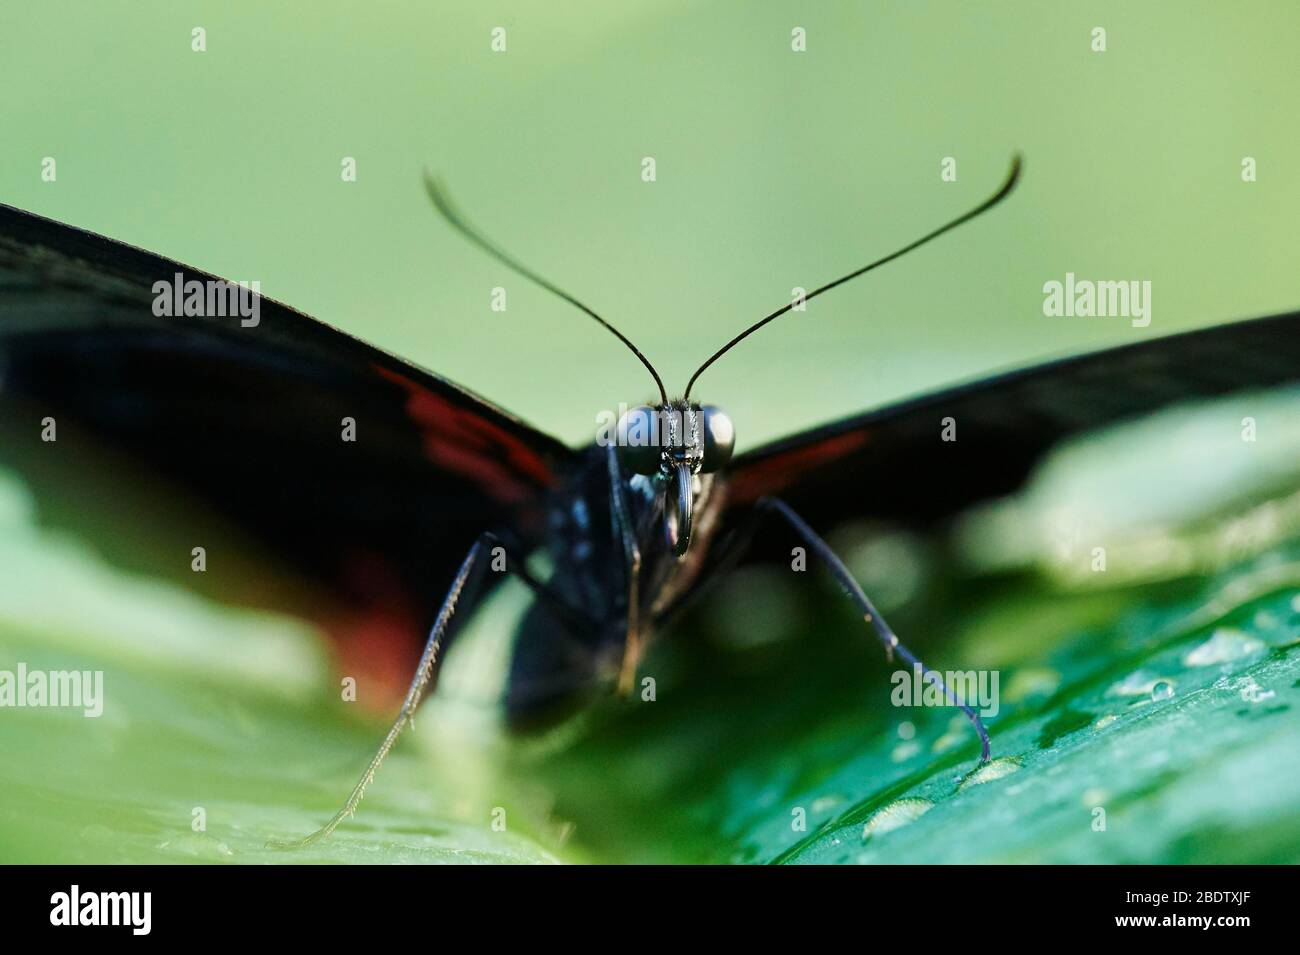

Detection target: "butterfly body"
[505, 440, 727, 724]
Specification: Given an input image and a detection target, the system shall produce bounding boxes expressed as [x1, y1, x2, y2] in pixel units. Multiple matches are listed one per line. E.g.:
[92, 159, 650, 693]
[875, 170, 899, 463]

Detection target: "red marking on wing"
[375, 365, 558, 505]
[728, 430, 870, 505]
[319, 552, 426, 713]
[327, 606, 420, 714]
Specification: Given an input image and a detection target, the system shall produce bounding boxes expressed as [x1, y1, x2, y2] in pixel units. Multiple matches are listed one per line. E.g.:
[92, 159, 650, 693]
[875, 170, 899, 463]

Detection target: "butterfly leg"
[755, 496, 991, 762]
[270, 531, 588, 848]
[607, 444, 643, 695]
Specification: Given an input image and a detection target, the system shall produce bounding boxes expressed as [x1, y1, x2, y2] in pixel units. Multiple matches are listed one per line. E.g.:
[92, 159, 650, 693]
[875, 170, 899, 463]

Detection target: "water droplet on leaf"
[959, 756, 1022, 790]
[1183, 628, 1264, 667]
[891, 741, 921, 763]
[862, 798, 933, 840]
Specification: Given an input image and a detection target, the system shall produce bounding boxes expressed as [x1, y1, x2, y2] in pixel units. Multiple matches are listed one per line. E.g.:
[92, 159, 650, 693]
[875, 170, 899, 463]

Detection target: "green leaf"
[1, 391, 1298, 863]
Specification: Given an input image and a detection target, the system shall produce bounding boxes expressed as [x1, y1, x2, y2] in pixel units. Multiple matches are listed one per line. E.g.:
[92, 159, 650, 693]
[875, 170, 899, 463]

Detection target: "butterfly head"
[615, 402, 734, 557]
[614, 402, 734, 478]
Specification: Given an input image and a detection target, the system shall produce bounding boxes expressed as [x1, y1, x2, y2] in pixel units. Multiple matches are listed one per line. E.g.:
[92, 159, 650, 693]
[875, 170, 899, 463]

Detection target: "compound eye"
[614, 405, 663, 474]
[698, 405, 735, 473]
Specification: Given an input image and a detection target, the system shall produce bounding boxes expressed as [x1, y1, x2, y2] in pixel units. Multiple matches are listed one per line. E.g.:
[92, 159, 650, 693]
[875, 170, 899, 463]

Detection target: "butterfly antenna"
[423, 171, 668, 406]
[683, 154, 1023, 400]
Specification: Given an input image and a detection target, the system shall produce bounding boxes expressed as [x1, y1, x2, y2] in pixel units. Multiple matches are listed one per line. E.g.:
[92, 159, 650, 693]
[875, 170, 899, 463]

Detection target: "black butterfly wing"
[0, 201, 576, 702]
[722, 311, 1300, 555]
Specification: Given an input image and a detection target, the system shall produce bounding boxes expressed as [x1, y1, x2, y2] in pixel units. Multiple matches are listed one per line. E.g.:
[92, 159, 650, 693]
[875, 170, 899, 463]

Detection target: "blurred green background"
[2, 2, 1299, 864]
[3, 1, 1298, 444]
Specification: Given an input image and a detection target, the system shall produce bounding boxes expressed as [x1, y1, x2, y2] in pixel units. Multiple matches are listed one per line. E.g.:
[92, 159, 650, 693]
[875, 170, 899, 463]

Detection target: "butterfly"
[3, 155, 1297, 847]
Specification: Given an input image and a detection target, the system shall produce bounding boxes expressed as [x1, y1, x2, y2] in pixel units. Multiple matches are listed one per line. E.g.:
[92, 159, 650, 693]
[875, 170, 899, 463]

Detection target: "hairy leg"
[270, 531, 589, 848]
